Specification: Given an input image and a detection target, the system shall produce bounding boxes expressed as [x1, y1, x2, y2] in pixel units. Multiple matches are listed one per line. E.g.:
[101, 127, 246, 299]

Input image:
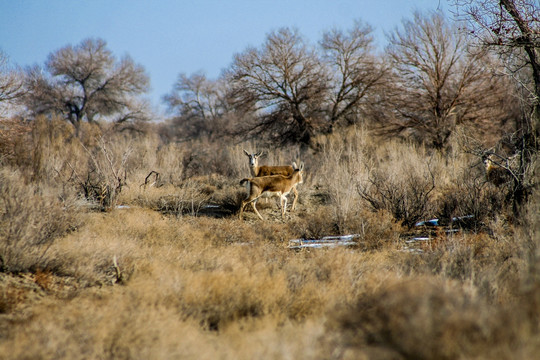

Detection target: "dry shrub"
[522, 189, 540, 273]
[358, 147, 436, 228]
[46, 208, 167, 283]
[315, 128, 371, 232]
[122, 183, 179, 209]
[179, 269, 288, 330]
[433, 160, 507, 229]
[155, 180, 213, 216]
[331, 276, 517, 360]
[0, 290, 214, 360]
[122, 135, 193, 189]
[170, 216, 263, 246]
[121, 131, 162, 174]
[426, 233, 524, 290]
[1, 117, 132, 211]
[392, 228, 528, 304]
[130, 174, 241, 218]
[0, 115, 78, 184]
[203, 218, 292, 244]
[19, 120, 139, 211]
[356, 209, 402, 250]
[277, 250, 364, 320]
[69, 134, 133, 211]
[179, 140, 247, 179]
[33, 268, 53, 290]
[0, 168, 79, 273]
[0, 275, 326, 360]
[0, 280, 26, 314]
[289, 206, 339, 240]
[29, 115, 77, 182]
[0, 117, 32, 169]
[289, 206, 400, 250]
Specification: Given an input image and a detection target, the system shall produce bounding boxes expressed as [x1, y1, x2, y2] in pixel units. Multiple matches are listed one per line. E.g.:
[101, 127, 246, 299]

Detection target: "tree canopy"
[23, 38, 151, 135]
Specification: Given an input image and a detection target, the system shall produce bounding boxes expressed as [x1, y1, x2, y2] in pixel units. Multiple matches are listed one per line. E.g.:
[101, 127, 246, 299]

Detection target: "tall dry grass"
[0, 166, 81, 273]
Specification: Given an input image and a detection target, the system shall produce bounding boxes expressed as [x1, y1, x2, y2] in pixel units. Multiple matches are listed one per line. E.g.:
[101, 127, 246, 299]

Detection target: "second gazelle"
[239, 164, 304, 220]
[243, 149, 300, 211]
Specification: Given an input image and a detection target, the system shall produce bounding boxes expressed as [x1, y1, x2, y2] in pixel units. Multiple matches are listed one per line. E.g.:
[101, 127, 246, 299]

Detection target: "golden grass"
[1, 200, 539, 359]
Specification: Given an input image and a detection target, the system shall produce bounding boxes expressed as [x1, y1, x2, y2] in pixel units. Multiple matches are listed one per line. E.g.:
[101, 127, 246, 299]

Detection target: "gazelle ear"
[292, 162, 298, 170]
[299, 163, 304, 171]
[243, 149, 250, 156]
[256, 151, 264, 157]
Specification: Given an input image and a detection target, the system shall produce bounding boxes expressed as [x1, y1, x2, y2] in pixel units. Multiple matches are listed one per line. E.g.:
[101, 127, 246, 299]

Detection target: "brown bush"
[289, 206, 340, 240]
[0, 117, 32, 169]
[330, 276, 518, 360]
[0, 168, 80, 273]
[433, 162, 507, 230]
[358, 161, 435, 228]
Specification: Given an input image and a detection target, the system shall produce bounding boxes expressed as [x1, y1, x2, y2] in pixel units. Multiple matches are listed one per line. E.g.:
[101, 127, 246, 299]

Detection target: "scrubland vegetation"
[1, 2, 540, 359]
[0, 118, 538, 359]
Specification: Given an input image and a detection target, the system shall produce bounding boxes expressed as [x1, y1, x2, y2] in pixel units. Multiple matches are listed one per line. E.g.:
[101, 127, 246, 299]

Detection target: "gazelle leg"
[290, 186, 298, 211]
[239, 200, 247, 219]
[251, 199, 264, 220]
[280, 196, 288, 218]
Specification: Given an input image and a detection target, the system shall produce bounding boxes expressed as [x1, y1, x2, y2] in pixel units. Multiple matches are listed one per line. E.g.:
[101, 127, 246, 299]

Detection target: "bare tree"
[227, 28, 329, 147]
[384, 11, 510, 150]
[163, 72, 230, 141]
[169, 25, 386, 147]
[23, 38, 151, 136]
[453, 0, 540, 134]
[451, 0, 540, 213]
[320, 21, 389, 131]
[0, 51, 25, 115]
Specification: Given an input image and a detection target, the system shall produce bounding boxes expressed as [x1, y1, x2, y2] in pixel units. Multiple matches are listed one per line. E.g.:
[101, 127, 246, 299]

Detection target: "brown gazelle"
[239, 164, 304, 220]
[243, 149, 300, 211]
[482, 152, 518, 186]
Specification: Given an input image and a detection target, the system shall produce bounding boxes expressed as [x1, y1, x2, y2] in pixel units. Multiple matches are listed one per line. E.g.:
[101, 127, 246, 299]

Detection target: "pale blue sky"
[0, 0, 445, 112]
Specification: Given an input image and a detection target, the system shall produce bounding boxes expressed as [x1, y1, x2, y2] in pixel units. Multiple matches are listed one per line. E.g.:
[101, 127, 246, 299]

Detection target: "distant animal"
[482, 153, 518, 186]
[243, 149, 300, 211]
[239, 164, 304, 220]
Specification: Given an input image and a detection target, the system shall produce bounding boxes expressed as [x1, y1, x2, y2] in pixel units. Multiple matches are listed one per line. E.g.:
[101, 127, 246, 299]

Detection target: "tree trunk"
[500, 0, 540, 141]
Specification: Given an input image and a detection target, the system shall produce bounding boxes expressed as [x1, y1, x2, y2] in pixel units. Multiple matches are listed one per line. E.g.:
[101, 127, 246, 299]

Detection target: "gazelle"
[243, 149, 300, 211]
[482, 152, 519, 186]
[239, 164, 304, 220]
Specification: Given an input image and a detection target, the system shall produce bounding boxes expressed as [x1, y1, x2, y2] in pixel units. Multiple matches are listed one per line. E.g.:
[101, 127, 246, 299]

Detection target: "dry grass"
[0, 124, 539, 359]
[0, 167, 81, 273]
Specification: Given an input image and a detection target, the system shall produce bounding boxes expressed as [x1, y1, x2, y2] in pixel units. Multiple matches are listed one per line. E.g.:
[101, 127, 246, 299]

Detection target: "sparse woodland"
[1, 3, 539, 359]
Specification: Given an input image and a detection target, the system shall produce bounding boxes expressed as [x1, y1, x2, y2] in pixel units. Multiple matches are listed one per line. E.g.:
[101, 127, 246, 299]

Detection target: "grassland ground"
[1, 185, 539, 359]
[0, 124, 539, 359]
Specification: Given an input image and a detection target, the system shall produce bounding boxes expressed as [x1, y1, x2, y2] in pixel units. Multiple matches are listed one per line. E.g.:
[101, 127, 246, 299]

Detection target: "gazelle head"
[295, 163, 304, 184]
[243, 149, 263, 168]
